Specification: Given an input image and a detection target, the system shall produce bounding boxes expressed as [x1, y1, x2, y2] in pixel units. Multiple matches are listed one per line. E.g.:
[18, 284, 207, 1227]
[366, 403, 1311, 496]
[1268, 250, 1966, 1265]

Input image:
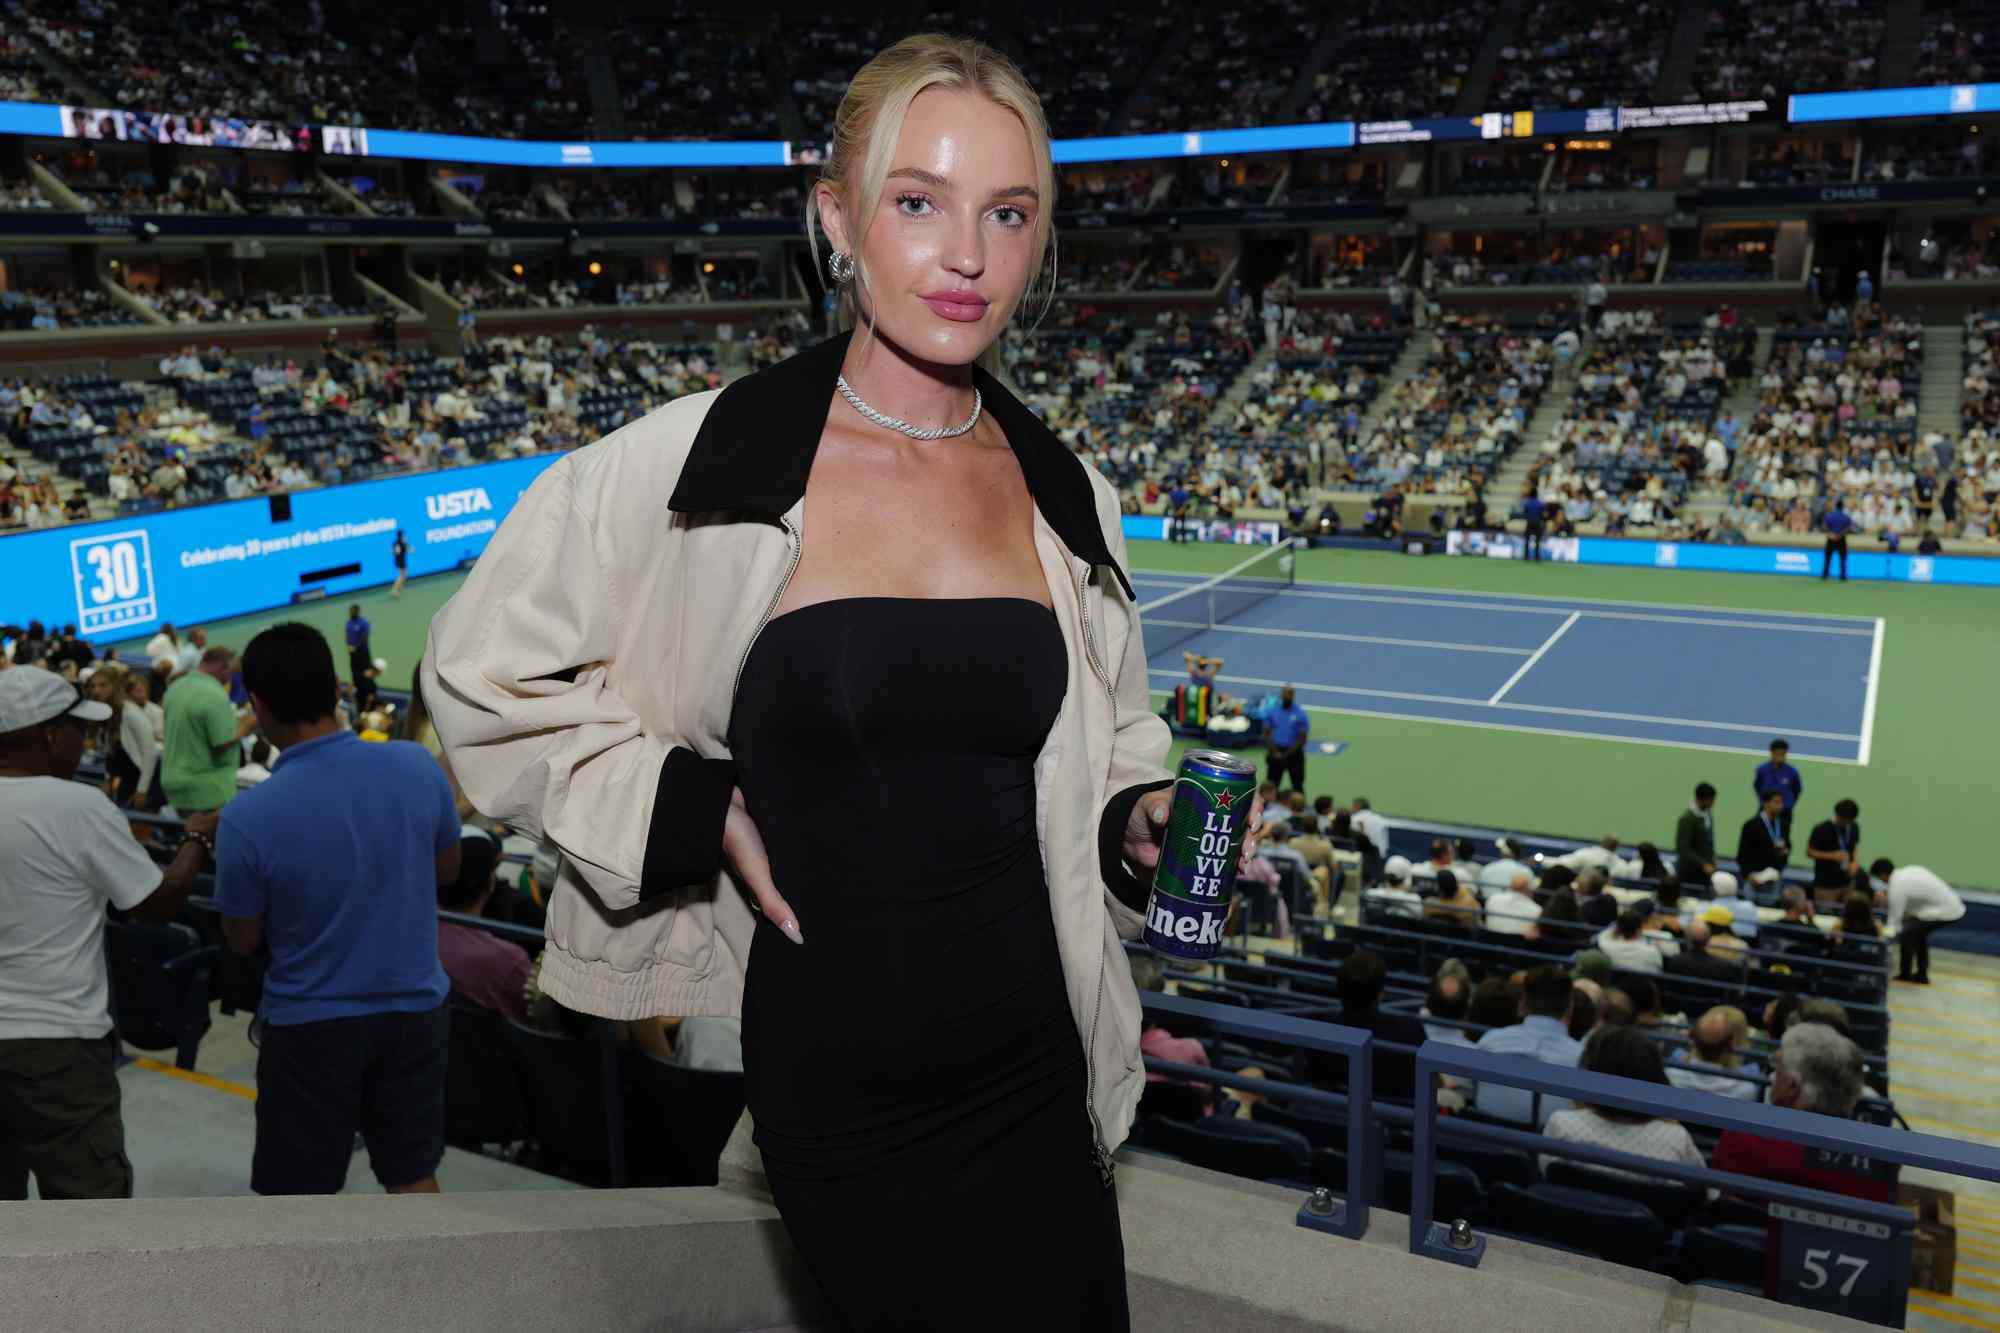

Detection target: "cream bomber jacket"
[421, 331, 1175, 1172]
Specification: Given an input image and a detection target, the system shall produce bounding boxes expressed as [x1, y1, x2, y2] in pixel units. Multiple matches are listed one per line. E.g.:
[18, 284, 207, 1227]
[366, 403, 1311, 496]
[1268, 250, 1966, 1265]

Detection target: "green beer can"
[1143, 750, 1259, 959]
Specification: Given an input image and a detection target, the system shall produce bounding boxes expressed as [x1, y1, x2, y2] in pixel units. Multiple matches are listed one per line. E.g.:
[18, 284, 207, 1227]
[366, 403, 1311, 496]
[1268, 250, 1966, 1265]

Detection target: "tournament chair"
[103, 918, 219, 1071]
[1153, 1116, 1312, 1184]
[1489, 1183, 1669, 1269]
[504, 1017, 621, 1186]
[1544, 1160, 1703, 1229]
[443, 1002, 530, 1150]
[622, 1047, 746, 1187]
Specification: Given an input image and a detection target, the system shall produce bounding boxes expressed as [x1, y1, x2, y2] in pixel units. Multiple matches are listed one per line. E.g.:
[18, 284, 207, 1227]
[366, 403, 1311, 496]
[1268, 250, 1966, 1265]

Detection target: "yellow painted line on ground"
[1958, 1241, 2000, 1266]
[131, 1057, 256, 1101]
[1904, 1115, 2000, 1146]
[1961, 1262, 2000, 1283]
[1960, 1274, 2000, 1297]
[1915, 1292, 2000, 1321]
[1890, 1060, 2000, 1090]
[1880, 1082, 2000, 1111]
[1893, 1017, 2000, 1041]
[1921, 966, 2000, 987]
[1920, 1288, 2000, 1320]
[1956, 1217, 2000, 1239]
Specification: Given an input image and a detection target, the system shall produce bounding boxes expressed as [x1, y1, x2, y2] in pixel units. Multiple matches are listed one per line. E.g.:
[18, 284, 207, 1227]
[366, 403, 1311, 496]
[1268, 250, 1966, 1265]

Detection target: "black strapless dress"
[729, 597, 1128, 1332]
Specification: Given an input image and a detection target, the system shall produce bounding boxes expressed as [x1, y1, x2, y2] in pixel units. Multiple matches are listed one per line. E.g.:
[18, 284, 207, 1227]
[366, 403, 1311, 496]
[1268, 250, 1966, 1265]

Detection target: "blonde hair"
[805, 32, 1059, 379]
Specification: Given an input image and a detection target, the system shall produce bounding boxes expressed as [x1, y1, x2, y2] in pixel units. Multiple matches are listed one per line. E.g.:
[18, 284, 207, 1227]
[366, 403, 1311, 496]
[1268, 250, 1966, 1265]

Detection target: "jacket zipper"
[1076, 559, 1118, 1188]
[733, 515, 801, 701]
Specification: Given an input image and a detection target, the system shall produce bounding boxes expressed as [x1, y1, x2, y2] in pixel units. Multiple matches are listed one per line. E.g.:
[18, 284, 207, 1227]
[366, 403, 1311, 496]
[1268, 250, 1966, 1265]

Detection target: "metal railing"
[1408, 1040, 2000, 1328]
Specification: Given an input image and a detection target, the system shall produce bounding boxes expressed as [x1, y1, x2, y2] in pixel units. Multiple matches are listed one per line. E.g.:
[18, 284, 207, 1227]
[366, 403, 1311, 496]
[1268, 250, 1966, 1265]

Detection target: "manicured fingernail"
[779, 918, 805, 946]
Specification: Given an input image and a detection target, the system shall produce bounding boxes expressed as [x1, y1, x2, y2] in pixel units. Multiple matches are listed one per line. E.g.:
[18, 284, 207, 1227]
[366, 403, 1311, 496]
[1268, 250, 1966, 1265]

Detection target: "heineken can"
[1143, 750, 1259, 959]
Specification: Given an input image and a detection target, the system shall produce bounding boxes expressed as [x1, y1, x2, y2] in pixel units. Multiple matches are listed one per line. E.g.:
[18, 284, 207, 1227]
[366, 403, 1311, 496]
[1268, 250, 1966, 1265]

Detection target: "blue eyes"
[893, 193, 1027, 227]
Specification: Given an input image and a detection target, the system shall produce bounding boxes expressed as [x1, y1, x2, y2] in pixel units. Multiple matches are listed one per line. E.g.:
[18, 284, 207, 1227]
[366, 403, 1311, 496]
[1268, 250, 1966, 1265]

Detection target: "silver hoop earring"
[827, 251, 855, 285]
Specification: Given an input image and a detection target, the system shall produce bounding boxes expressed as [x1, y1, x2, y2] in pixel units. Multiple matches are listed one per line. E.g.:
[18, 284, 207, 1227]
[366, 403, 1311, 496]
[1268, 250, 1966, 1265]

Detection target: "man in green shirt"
[162, 646, 254, 814]
[1674, 781, 1718, 886]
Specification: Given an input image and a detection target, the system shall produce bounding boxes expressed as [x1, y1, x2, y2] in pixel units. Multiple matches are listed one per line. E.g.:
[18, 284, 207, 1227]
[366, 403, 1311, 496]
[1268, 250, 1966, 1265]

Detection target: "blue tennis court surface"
[1135, 571, 1885, 764]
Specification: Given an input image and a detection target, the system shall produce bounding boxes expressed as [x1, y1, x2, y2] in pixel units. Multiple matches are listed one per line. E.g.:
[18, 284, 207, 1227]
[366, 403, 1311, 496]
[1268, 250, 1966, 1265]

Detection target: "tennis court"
[1138, 544, 1885, 765]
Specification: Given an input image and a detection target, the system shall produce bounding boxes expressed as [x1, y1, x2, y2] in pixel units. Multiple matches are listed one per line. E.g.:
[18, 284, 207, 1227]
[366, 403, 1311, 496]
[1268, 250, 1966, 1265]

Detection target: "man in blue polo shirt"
[215, 623, 461, 1196]
[1519, 484, 1546, 562]
[1167, 480, 1192, 543]
[1753, 738, 1804, 842]
[1265, 685, 1310, 793]
[1821, 497, 1854, 582]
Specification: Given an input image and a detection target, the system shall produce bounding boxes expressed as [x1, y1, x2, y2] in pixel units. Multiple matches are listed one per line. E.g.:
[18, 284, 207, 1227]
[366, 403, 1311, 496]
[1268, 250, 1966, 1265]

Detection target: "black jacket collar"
[668, 329, 1132, 598]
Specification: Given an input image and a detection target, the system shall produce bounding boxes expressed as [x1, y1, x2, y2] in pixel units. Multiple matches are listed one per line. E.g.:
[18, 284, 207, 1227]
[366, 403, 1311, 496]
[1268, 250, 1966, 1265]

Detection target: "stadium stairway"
[1450, 0, 1525, 118]
[1649, 0, 1712, 103]
[1685, 324, 1776, 522]
[1919, 323, 1964, 442]
[1489, 358, 1581, 504]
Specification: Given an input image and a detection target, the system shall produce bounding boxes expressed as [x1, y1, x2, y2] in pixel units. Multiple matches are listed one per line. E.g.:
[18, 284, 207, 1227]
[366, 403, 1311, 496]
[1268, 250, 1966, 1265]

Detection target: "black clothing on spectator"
[252, 1003, 448, 1194]
[1666, 951, 1745, 984]
[0, 1033, 132, 1200]
[1579, 893, 1619, 929]
[1736, 813, 1790, 879]
[1312, 1005, 1430, 1102]
[729, 597, 1129, 1331]
[1900, 919, 1941, 983]
[1807, 818, 1859, 891]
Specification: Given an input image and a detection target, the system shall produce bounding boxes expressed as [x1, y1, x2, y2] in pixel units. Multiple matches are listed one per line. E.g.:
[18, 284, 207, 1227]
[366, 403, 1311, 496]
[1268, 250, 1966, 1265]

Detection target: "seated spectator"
[436, 828, 532, 1022]
[1259, 821, 1327, 908]
[1596, 906, 1667, 974]
[1130, 953, 1216, 1115]
[1667, 1006, 1763, 1102]
[1477, 836, 1534, 901]
[1311, 949, 1429, 1101]
[1576, 868, 1619, 928]
[1542, 1027, 1707, 1181]
[1423, 868, 1482, 928]
[1832, 888, 1882, 941]
[1365, 854, 1423, 920]
[1474, 967, 1584, 1124]
[1422, 962, 1475, 1046]
[1596, 986, 1636, 1030]
[1712, 1023, 1894, 1287]
[1627, 975, 1685, 1029]
[1666, 917, 1746, 983]
[1483, 870, 1543, 938]
[1468, 974, 1523, 1032]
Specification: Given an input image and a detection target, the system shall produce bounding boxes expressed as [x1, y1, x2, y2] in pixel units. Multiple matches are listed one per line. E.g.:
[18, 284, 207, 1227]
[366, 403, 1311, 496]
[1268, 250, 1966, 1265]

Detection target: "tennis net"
[1138, 538, 1298, 662]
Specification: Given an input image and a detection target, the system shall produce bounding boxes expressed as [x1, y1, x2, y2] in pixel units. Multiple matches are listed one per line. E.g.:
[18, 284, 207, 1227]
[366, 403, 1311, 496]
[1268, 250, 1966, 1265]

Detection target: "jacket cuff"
[638, 746, 737, 902]
[1100, 778, 1174, 913]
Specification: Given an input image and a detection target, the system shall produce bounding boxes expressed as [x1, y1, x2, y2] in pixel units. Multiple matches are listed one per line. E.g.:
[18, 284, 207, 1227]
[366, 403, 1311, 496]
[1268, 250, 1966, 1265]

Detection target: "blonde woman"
[424, 35, 1259, 1330]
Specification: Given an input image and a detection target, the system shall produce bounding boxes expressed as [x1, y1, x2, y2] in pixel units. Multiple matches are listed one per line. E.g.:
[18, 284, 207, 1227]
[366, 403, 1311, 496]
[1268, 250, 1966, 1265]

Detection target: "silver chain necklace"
[836, 374, 982, 441]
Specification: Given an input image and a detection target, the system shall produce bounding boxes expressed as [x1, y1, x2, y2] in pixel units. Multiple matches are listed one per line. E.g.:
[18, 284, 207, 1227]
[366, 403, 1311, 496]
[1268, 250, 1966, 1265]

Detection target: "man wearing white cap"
[0, 667, 217, 1200]
[1364, 855, 1424, 921]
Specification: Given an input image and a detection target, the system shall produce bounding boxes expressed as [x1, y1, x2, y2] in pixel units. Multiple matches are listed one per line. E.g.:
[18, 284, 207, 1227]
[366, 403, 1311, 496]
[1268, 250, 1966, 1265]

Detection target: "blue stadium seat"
[1489, 1183, 1669, 1268]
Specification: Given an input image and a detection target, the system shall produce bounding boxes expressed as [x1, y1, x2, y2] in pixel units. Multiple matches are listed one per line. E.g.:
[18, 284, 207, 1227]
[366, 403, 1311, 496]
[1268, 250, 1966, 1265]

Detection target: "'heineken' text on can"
[1143, 750, 1259, 960]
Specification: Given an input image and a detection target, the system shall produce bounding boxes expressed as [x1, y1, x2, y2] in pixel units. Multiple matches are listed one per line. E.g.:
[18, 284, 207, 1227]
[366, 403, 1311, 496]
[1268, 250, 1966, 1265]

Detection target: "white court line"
[1859, 617, 1885, 767]
[1131, 567, 1881, 626]
[1147, 618, 1533, 656]
[1147, 680, 1863, 765]
[1250, 585, 1878, 636]
[1149, 667, 1864, 742]
[1486, 611, 1580, 705]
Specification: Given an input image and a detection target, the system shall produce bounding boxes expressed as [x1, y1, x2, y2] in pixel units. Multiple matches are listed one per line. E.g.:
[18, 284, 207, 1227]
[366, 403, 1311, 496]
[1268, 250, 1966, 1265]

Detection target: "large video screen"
[0, 456, 561, 642]
[61, 105, 313, 151]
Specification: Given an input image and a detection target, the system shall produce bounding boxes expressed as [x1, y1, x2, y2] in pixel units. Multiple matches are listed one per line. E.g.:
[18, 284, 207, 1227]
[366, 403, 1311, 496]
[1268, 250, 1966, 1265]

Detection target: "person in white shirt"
[1364, 855, 1424, 921]
[1595, 906, 1667, 973]
[1872, 858, 1965, 984]
[1542, 1027, 1708, 1181]
[1547, 835, 1640, 880]
[1477, 836, 1533, 902]
[1483, 871, 1543, 938]
[144, 625, 181, 664]
[1349, 797, 1389, 865]
[118, 673, 161, 809]
[0, 667, 216, 1199]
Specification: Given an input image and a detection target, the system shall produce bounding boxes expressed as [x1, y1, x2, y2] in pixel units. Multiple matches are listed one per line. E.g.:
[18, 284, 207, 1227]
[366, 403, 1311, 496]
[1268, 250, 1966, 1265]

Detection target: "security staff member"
[1265, 685, 1310, 792]
[1821, 499, 1854, 582]
[1805, 799, 1861, 911]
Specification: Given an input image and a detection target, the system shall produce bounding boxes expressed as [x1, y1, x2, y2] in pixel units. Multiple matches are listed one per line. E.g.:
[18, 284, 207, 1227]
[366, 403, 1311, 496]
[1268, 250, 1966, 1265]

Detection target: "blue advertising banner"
[1573, 536, 2000, 586]
[0, 456, 561, 641]
[1790, 83, 2000, 124]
